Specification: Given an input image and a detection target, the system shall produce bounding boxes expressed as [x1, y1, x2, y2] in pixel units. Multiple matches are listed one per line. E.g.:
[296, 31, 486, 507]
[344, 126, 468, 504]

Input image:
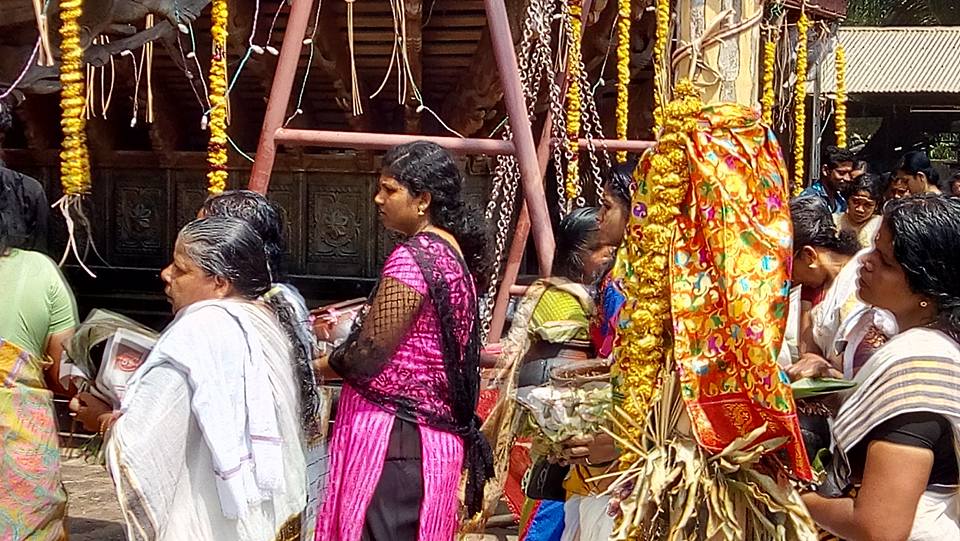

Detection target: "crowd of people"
[2, 131, 960, 541]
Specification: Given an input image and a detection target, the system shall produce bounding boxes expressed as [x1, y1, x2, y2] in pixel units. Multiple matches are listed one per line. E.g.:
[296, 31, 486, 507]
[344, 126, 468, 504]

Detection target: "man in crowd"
[801, 145, 855, 213]
[0, 98, 48, 252]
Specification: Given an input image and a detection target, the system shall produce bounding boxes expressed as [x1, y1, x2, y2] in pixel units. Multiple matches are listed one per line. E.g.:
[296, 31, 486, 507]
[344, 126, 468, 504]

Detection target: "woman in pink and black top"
[315, 141, 493, 540]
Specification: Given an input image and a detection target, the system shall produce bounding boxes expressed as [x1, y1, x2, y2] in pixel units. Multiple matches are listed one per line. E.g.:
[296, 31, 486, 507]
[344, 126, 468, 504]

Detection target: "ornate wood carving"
[113, 171, 168, 265]
[317, 1, 371, 131]
[439, 0, 537, 137]
[440, 28, 499, 138]
[264, 172, 303, 275]
[403, 0, 424, 133]
[305, 173, 373, 277]
[174, 170, 208, 228]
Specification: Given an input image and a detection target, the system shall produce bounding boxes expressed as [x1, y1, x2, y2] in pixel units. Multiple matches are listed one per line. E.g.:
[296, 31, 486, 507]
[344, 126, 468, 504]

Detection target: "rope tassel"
[347, 0, 363, 115]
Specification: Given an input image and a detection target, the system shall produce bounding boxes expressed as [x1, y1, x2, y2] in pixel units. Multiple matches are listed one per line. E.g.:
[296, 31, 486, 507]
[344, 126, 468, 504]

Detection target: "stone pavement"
[62, 456, 126, 541]
[61, 455, 519, 541]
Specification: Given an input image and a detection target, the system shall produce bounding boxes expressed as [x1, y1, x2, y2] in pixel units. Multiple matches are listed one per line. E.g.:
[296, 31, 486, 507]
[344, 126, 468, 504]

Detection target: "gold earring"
[920, 300, 930, 308]
[418, 208, 425, 216]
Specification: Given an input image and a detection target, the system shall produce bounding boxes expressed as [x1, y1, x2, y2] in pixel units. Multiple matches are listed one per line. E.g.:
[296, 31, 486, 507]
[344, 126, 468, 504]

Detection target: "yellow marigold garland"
[565, 0, 584, 204]
[834, 43, 847, 148]
[615, 0, 631, 162]
[58, 0, 91, 196]
[207, 0, 229, 196]
[613, 79, 702, 453]
[760, 32, 776, 126]
[652, 0, 671, 132]
[792, 12, 809, 196]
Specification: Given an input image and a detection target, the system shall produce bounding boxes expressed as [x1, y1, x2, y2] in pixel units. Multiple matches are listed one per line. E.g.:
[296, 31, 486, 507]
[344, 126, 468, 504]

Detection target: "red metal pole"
[566, 138, 656, 152]
[483, 0, 555, 275]
[484, 0, 595, 343]
[275, 128, 654, 154]
[274, 128, 517, 154]
[248, 0, 316, 194]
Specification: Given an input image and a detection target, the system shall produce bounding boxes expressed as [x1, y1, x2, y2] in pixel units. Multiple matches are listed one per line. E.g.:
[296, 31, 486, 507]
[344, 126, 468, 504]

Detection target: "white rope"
[0, 38, 40, 100]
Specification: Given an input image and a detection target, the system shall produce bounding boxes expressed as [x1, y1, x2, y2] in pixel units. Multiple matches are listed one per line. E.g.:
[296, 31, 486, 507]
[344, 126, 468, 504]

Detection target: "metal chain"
[480, 133, 519, 341]
[579, 66, 607, 201]
[479, 0, 550, 339]
[554, 1, 578, 216]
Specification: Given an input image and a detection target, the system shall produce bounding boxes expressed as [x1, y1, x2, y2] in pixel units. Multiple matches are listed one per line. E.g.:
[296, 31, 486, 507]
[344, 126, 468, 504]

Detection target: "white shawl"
[833, 328, 960, 540]
[106, 299, 306, 541]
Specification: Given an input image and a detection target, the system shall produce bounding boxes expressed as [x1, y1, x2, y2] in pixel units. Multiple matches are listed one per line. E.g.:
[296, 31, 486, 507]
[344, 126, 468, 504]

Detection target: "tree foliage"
[846, 0, 960, 25]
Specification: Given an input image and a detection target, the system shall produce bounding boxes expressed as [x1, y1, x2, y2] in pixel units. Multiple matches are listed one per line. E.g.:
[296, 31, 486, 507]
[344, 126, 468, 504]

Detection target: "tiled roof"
[815, 27, 960, 94]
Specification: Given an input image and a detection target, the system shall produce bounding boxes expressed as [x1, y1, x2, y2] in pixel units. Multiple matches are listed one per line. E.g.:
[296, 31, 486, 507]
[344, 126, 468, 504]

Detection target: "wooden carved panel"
[266, 172, 303, 275]
[305, 174, 373, 277]
[174, 170, 209, 230]
[112, 171, 168, 267]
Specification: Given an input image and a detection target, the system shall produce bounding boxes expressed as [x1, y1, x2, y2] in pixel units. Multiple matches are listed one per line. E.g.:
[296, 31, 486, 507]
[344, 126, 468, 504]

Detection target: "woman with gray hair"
[72, 216, 307, 541]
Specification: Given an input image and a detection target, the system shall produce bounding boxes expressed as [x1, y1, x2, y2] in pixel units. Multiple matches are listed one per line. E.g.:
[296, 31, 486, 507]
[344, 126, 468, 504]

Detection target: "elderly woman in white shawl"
[74, 216, 308, 541]
[801, 195, 960, 541]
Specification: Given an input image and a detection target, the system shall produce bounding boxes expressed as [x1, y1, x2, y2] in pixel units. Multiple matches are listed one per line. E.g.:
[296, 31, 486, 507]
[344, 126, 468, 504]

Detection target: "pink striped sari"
[316, 240, 473, 541]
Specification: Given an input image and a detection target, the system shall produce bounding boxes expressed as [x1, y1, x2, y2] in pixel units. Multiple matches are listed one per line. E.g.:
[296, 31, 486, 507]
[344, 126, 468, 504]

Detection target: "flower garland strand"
[612, 79, 702, 446]
[792, 12, 809, 196]
[760, 30, 777, 126]
[207, 0, 229, 195]
[615, 0, 631, 162]
[834, 42, 847, 148]
[58, 0, 90, 197]
[565, 0, 584, 207]
[652, 0, 671, 131]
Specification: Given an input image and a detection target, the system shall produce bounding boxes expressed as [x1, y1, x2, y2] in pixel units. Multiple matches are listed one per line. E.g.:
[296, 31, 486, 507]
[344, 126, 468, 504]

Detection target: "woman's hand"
[556, 432, 619, 466]
[802, 440, 931, 541]
[312, 312, 338, 343]
[786, 352, 843, 381]
[68, 392, 113, 433]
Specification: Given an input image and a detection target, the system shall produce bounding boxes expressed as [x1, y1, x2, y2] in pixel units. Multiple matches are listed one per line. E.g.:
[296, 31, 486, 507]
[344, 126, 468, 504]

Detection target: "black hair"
[604, 161, 636, 208]
[382, 141, 490, 289]
[849, 173, 883, 206]
[200, 190, 287, 281]
[877, 171, 894, 195]
[883, 194, 960, 344]
[552, 206, 600, 281]
[823, 145, 855, 170]
[179, 216, 322, 437]
[790, 196, 860, 256]
[896, 151, 940, 187]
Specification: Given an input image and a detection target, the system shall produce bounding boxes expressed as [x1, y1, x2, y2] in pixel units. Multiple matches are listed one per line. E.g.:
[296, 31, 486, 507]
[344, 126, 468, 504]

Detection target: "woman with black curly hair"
[314, 141, 493, 540]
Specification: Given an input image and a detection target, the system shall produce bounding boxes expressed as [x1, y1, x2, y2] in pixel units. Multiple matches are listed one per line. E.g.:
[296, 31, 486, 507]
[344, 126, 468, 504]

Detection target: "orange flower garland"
[207, 0, 229, 195]
[651, 0, 671, 131]
[615, 0, 631, 162]
[613, 79, 702, 445]
[565, 0, 584, 205]
[760, 32, 776, 126]
[58, 0, 91, 196]
[792, 12, 809, 196]
[834, 43, 847, 148]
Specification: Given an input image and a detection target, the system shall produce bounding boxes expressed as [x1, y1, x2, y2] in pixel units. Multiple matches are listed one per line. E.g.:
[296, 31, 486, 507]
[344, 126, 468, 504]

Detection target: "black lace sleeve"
[328, 276, 424, 382]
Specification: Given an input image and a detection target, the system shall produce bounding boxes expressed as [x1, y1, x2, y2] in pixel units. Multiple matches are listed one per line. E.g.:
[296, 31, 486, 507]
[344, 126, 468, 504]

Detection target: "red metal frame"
[248, 0, 654, 345]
